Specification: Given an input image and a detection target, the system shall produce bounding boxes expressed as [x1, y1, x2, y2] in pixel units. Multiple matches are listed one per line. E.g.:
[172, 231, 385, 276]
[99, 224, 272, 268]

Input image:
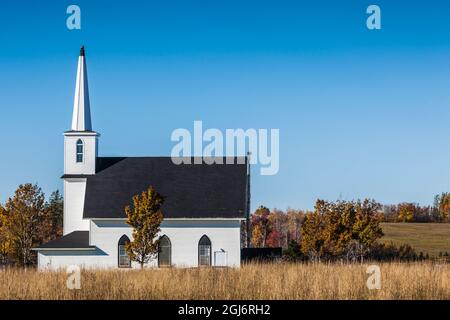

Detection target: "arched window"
[76, 139, 83, 163]
[198, 235, 212, 266]
[158, 235, 171, 267]
[118, 235, 131, 268]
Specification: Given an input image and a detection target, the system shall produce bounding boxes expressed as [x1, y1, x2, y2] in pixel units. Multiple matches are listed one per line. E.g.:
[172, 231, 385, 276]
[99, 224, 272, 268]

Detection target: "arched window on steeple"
[76, 139, 83, 163]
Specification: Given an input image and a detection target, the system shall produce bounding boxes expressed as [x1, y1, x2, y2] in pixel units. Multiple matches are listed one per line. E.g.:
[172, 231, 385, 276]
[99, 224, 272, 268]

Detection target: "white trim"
[90, 217, 245, 221]
[63, 177, 88, 182]
[89, 218, 126, 221]
[165, 218, 245, 221]
[64, 131, 99, 137]
[32, 247, 96, 251]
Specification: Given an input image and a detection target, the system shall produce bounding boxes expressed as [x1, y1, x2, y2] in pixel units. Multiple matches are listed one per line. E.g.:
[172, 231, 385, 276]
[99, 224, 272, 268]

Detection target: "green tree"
[125, 186, 165, 269]
[283, 240, 304, 262]
[40, 190, 64, 244]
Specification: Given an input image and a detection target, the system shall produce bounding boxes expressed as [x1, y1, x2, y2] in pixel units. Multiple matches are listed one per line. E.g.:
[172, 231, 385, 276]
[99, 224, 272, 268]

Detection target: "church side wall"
[37, 249, 111, 271]
[39, 219, 242, 270]
[63, 179, 90, 235]
[159, 219, 242, 268]
[90, 219, 242, 268]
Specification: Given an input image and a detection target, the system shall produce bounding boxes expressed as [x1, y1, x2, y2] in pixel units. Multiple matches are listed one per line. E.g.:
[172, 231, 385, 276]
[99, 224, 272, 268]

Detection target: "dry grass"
[0, 262, 449, 300]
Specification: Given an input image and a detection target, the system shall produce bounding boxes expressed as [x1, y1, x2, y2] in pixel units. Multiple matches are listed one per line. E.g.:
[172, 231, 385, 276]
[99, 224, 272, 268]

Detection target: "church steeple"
[63, 46, 99, 234]
[71, 45, 92, 131]
[64, 46, 99, 178]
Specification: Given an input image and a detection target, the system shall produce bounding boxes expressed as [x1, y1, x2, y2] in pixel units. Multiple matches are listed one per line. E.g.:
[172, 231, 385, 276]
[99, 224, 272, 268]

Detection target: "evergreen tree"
[283, 240, 303, 262]
[40, 190, 64, 243]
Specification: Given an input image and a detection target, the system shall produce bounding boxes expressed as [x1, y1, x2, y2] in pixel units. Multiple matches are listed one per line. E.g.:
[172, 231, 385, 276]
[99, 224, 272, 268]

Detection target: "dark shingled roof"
[82, 157, 249, 219]
[34, 231, 94, 250]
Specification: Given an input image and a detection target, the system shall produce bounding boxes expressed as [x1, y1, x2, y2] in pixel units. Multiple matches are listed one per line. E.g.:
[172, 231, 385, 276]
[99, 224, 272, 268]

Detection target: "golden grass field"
[381, 223, 450, 257]
[1, 262, 449, 300]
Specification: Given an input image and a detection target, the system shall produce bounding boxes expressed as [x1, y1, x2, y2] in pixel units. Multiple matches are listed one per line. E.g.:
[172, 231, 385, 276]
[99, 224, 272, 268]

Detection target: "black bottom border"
[2, 300, 447, 319]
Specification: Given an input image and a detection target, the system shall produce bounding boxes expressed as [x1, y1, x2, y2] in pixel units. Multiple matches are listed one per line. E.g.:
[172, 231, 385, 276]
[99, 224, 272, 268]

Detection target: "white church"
[35, 47, 250, 270]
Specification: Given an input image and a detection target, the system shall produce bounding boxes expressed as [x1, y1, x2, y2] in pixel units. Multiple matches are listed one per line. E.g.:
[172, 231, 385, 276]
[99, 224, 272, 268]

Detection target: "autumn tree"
[266, 210, 288, 248]
[250, 208, 308, 248]
[412, 205, 432, 222]
[286, 209, 306, 243]
[0, 206, 11, 264]
[397, 203, 415, 222]
[351, 199, 384, 262]
[0, 185, 63, 266]
[322, 201, 353, 258]
[251, 206, 271, 247]
[300, 205, 325, 262]
[300, 199, 383, 262]
[240, 219, 248, 248]
[383, 203, 435, 222]
[1, 184, 45, 266]
[434, 193, 450, 222]
[381, 205, 398, 222]
[125, 186, 165, 269]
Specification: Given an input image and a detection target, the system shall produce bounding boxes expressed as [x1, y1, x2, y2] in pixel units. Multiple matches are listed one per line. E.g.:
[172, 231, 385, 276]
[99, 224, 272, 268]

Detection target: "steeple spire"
[71, 45, 92, 131]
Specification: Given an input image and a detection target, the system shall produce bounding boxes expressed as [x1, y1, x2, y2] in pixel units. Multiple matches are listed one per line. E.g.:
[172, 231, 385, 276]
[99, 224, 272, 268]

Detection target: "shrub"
[282, 240, 305, 262]
[368, 241, 425, 262]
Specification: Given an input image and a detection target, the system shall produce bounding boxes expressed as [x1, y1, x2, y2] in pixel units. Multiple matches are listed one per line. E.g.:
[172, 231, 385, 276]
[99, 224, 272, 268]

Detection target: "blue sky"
[1, 0, 450, 210]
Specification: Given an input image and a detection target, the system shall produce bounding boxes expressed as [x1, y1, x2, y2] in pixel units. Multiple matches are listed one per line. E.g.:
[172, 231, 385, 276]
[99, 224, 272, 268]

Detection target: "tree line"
[0, 184, 63, 266]
[245, 192, 450, 252]
[1, 182, 448, 267]
[247, 193, 450, 249]
[246, 198, 434, 262]
[382, 192, 450, 222]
